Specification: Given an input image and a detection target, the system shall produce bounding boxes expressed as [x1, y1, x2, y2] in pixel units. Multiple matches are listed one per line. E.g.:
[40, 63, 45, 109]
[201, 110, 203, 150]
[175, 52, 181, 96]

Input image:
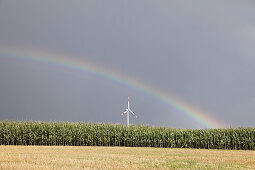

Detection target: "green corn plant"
[0, 121, 255, 150]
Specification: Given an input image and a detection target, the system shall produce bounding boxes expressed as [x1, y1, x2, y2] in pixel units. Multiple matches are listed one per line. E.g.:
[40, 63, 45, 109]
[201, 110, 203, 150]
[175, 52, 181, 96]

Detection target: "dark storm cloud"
[0, 0, 255, 128]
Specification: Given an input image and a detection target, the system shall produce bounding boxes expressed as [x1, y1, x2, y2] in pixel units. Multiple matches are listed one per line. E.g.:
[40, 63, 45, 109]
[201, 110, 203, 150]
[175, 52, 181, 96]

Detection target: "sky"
[0, 0, 255, 128]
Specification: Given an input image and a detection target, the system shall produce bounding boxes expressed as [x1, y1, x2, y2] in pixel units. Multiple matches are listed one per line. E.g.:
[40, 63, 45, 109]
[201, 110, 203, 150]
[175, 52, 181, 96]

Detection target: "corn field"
[0, 121, 254, 150]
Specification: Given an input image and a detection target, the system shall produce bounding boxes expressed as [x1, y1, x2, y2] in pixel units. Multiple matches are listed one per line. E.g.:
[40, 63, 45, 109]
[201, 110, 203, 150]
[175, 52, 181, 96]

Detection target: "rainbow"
[0, 47, 225, 128]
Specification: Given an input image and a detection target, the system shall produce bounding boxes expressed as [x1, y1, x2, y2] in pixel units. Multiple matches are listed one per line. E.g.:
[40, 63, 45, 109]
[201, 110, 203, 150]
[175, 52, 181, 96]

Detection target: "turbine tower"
[121, 96, 137, 127]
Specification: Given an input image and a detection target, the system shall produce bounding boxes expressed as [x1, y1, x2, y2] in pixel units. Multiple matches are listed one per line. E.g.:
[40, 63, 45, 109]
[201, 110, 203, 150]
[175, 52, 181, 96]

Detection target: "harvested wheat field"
[0, 146, 255, 169]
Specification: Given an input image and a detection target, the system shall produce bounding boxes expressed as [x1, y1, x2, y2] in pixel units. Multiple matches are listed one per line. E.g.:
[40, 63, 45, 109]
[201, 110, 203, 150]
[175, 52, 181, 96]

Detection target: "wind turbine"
[121, 96, 137, 127]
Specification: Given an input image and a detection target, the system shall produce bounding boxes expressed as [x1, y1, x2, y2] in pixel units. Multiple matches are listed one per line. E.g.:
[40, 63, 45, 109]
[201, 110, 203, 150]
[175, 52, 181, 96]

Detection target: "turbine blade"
[120, 110, 128, 116]
[129, 110, 137, 118]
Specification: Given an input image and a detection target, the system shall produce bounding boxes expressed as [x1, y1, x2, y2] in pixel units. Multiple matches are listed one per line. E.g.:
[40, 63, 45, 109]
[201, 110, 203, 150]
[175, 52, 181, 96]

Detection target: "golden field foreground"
[0, 146, 255, 169]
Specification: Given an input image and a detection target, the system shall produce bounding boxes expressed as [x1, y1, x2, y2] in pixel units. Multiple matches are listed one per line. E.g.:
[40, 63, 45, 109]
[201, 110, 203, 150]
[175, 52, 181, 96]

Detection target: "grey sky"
[0, 0, 255, 128]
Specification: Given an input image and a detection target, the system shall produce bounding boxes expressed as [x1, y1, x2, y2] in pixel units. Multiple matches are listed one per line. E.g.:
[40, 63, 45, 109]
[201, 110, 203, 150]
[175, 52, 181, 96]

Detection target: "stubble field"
[0, 146, 255, 169]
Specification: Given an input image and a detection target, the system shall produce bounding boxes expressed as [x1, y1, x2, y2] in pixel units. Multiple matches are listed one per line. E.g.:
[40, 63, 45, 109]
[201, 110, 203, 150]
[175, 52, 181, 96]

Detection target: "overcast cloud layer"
[0, 0, 255, 128]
